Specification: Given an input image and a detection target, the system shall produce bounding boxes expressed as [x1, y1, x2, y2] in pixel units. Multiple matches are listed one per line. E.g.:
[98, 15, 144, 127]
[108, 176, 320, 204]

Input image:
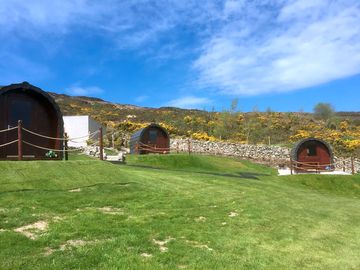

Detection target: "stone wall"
[170, 138, 360, 173]
[333, 157, 360, 174]
[170, 139, 290, 164]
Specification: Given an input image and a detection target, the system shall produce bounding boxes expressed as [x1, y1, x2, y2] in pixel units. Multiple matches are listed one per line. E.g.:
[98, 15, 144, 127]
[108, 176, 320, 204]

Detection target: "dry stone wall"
[170, 138, 360, 173]
[170, 139, 290, 164]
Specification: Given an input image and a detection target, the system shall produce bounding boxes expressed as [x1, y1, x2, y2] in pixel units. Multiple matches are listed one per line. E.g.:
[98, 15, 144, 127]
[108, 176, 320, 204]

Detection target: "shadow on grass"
[125, 164, 270, 180]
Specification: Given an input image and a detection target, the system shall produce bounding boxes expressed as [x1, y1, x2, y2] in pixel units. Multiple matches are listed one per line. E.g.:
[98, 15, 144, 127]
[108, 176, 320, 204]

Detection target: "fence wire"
[0, 139, 19, 148]
[22, 127, 99, 141]
[0, 126, 17, 133]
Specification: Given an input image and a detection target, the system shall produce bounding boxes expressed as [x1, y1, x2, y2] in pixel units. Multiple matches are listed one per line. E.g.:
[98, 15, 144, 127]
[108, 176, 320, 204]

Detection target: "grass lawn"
[0, 154, 360, 269]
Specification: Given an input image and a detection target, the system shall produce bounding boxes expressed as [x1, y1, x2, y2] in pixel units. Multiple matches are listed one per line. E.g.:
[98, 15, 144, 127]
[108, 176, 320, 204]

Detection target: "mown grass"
[127, 153, 275, 175]
[0, 154, 360, 269]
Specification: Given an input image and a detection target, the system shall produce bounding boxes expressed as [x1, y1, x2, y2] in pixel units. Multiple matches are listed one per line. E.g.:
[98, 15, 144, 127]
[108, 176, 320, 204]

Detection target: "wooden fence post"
[188, 138, 191, 155]
[64, 132, 69, 161]
[290, 157, 293, 175]
[18, 120, 22, 161]
[176, 141, 179, 154]
[99, 127, 103, 160]
[351, 156, 355, 175]
[343, 160, 346, 172]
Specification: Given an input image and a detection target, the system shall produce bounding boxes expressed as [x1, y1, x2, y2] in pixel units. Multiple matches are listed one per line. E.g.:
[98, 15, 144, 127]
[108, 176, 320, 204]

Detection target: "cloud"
[0, 1, 226, 49]
[66, 86, 104, 96]
[1, 0, 360, 97]
[166, 96, 212, 109]
[194, 0, 360, 96]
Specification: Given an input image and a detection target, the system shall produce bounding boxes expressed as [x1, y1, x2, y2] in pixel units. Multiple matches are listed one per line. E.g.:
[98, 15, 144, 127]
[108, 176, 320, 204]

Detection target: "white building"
[63, 116, 105, 148]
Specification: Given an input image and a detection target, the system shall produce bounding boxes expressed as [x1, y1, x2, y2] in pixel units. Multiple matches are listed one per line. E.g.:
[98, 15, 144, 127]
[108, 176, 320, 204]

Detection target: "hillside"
[49, 92, 360, 156]
[1, 154, 360, 269]
[50, 92, 360, 125]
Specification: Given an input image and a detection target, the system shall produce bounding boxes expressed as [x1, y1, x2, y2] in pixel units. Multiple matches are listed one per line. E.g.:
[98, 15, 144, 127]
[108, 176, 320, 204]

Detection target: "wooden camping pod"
[129, 123, 170, 154]
[291, 138, 333, 172]
[0, 82, 64, 160]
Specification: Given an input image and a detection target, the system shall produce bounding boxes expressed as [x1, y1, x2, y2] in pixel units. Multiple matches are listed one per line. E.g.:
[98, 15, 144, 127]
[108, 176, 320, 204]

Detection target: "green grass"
[1, 154, 360, 269]
[67, 152, 96, 160]
[127, 153, 275, 175]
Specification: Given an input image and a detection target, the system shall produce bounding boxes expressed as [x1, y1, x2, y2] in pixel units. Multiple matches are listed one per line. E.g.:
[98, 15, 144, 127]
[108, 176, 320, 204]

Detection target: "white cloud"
[66, 86, 104, 96]
[0, 1, 100, 36]
[194, 0, 360, 96]
[0, 0, 227, 49]
[223, 0, 245, 18]
[1, 0, 360, 97]
[0, 1, 185, 46]
[166, 96, 212, 109]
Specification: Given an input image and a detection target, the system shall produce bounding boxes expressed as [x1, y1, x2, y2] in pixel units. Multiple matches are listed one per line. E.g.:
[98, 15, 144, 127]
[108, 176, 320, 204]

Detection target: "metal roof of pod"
[129, 123, 169, 142]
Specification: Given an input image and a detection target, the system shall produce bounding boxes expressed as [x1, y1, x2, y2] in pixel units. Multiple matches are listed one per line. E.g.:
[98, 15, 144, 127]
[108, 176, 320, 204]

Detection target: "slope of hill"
[49, 92, 360, 156]
[1, 154, 360, 269]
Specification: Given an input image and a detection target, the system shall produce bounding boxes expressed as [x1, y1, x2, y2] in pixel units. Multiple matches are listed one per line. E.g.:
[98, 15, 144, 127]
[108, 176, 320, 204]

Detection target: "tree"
[313, 103, 335, 121]
[230, 98, 238, 113]
[213, 99, 239, 140]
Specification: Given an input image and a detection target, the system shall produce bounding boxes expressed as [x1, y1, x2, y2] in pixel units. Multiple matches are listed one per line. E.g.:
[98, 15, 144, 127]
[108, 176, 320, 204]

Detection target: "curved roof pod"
[291, 138, 334, 171]
[0, 82, 64, 159]
[129, 123, 170, 154]
[291, 137, 333, 161]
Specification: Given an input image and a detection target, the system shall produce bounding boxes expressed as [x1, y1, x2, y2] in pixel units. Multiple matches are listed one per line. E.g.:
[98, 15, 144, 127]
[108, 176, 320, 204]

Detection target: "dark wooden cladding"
[129, 123, 170, 154]
[0, 82, 64, 160]
[291, 138, 333, 171]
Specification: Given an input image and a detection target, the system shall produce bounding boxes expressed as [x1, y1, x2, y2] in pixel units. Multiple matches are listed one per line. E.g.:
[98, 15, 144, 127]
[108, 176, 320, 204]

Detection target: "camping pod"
[129, 123, 170, 154]
[291, 138, 334, 172]
[0, 82, 64, 160]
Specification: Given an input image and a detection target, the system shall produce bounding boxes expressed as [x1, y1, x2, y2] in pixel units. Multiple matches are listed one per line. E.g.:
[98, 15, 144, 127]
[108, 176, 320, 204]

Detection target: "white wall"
[63, 115, 106, 148]
[63, 116, 90, 148]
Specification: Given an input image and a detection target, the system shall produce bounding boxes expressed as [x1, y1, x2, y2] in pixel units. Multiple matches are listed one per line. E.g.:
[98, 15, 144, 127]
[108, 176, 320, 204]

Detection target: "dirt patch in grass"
[228, 211, 238, 217]
[153, 237, 175, 252]
[52, 216, 63, 222]
[97, 206, 124, 215]
[140, 252, 153, 258]
[69, 188, 81, 192]
[60, 239, 99, 250]
[76, 206, 124, 215]
[44, 239, 101, 256]
[195, 216, 206, 222]
[185, 240, 213, 251]
[14, 221, 48, 240]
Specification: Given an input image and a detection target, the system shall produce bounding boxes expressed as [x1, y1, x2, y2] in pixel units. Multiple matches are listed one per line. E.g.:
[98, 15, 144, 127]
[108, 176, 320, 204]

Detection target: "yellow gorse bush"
[191, 132, 217, 141]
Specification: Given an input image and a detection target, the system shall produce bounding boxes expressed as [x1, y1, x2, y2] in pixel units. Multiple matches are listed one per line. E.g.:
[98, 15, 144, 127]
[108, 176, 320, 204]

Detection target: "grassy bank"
[1, 154, 360, 269]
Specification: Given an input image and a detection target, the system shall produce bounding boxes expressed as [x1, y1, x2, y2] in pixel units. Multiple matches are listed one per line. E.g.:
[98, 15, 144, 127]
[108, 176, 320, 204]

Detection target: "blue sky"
[0, 0, 359, 112]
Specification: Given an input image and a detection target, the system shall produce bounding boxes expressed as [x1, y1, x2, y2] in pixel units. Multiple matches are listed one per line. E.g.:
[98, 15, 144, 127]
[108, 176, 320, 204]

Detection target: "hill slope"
[1, 155, 360, 269]
[49, 92, 360, 156]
